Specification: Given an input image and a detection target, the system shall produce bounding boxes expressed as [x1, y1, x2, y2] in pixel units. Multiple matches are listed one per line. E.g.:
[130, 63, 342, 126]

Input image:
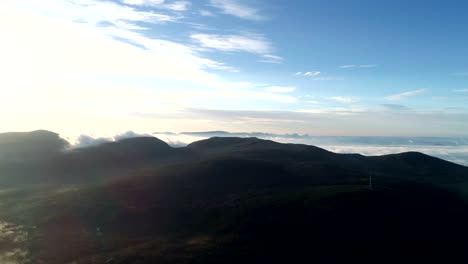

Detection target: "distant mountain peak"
[80, 136, 172, 154]
[116, 136, 170, 146]
[0, 130, 69, 159]
[187, 136, 271, 149]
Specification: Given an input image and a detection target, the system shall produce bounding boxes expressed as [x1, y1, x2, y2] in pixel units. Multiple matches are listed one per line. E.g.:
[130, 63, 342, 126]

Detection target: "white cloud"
[304, 71, 321, 76]
[59, 0, 178, 24]
[260, 54, 283, 64]
[0, 0, 253, 84]
[454, 89, 468, 92]
[121, 0, 165, 6]
[163, 1, 191, 11]
[199, 9, 215, 16]
[296, 71, 321, 76]
[339, 65, 356, 68]
[132, 107, 468, 137]
[330, 97, 359, 103]
[323, 145, 468, 166]
[385, 89, 427, 101]
[265, 86, 296, 93]
[122, 0, 190, 11]
[209, 0, 262, 20]
[0, 0, 297, 137]
[191, 33, 276, 57]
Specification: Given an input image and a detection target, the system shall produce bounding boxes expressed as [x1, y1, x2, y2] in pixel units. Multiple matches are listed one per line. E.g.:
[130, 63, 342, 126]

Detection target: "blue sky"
[0, 0, 467, 139]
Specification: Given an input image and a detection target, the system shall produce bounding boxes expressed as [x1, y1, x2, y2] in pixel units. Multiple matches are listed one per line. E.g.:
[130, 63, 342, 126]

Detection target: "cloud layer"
[209, 0, 262, 20]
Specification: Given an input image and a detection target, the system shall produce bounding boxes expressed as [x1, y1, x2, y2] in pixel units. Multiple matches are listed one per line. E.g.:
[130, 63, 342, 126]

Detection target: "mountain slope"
[0, 132, 467, 263]
[0, 130, 68, 160]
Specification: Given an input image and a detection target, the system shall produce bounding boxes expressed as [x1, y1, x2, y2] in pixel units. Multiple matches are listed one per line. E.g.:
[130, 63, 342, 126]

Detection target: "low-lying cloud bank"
[73, 131, 152, 148]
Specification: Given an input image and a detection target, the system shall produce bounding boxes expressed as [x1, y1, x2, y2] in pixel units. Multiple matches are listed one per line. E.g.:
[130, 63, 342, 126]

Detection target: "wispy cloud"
[121, 0, 165, 6]
[134, 107, 468, 137]
[330, 96, 359, 103]
[122, 0, 191, 11]
[209, 0, 262, 20]
[191, 33, 279, 61]
[339, 65, 356, 69]
[0, 0, 297, 135]
[65, 0, 180, 25]
[296, 73, 342, 81]
[454, 89, 468, 92]
[265, 86, 296, 93]
[385, 89, 427, 101]
[339, 64, 377, 69]
[296, 71, 321, 76]
[163, 1, 191, 11]
[260, 54, 283, 64]
[199, 9, 215, 16]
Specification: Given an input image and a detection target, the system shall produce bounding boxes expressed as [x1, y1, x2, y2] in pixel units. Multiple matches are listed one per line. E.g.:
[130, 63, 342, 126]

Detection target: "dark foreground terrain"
[1, 130, 468, 263]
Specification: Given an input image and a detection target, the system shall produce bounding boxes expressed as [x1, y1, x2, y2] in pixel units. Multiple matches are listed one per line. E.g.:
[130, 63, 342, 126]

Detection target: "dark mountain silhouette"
[0, 130, 68, 159]
[0, 131, 467, 263]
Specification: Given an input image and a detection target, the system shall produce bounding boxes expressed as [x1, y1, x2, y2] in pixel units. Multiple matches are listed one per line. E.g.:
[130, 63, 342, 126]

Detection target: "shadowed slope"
[0, 130, 68, 159]
[0, 132, 468, 263]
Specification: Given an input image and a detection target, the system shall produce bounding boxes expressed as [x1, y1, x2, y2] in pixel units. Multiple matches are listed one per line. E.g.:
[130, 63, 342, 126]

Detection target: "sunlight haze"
[1, 0, 467, 139]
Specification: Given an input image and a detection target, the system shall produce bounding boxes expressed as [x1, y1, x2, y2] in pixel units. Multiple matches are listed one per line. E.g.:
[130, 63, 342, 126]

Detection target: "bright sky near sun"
[0, 0, 467, 139]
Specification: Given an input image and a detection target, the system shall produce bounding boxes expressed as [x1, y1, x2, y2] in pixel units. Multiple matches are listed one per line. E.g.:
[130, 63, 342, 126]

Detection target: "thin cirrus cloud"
[191, 33, 281, 63]
[191, 33, 272, 54]
[209, 0, 263, 20]
[163, 1, 191, 11]
[121, 0, 191, 11]
[0, 0, 301, 138]
[121, 0, 165, 5]
[296, 71, 321, 76]
[454, 89, 468, 92]
[134, 108, 468, 137]
[260, 54, 283, 64]
[385, 89, 428, 101]
[62, 0, 180, 25]
[330, 96, 359, 103]
[199, 9, 215, 16]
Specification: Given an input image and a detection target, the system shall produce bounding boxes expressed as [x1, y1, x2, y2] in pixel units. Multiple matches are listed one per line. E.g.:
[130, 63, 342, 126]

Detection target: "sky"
[1, 0, 467, 140]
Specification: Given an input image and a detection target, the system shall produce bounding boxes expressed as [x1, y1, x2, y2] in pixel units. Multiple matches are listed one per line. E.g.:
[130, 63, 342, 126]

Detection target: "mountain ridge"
[0, 130, 468, 263]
